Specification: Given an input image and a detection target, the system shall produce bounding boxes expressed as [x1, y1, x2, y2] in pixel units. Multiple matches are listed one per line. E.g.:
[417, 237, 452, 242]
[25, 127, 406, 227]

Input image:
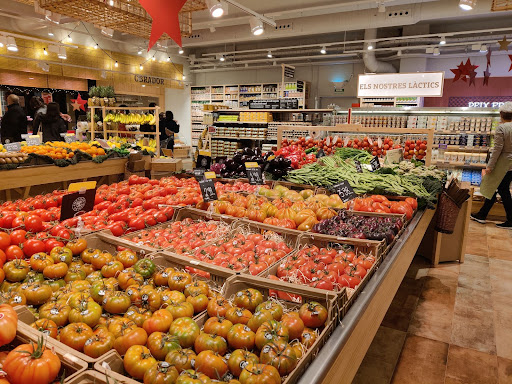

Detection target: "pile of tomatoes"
[215, 181, 267, 194]
[270, 245, 376, 291]
[190, 232, 292, 275]
[274, 145, 317, 169]
[348, 195, 417, 220]
[404, 139, 428, 161]
[126, 218, 229, 251]
[120, 288, 329, 383]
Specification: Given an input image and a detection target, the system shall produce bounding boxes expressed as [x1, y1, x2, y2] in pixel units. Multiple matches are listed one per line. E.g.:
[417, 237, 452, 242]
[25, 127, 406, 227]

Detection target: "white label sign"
[358, 72, 444, 98]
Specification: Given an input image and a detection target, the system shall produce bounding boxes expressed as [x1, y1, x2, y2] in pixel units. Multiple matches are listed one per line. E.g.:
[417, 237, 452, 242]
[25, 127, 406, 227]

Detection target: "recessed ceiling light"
[249, 17, 264, 36]
[137, 49, 143, 55]
[167, 56, 171, 62]
[94, 44, 98, 49]
[459, 0, 476, 10]
[320, 46, 327, 54]
[183, 75, 187, 80]
[440, 36, 446, 45]
[152, 56, 156, 61]
[66, 35, 72, 43]
[6, 37, 18, 52]
[142, 84, 146, 87]
[267, 51, 272, 58]
[367, 43, 374, 50]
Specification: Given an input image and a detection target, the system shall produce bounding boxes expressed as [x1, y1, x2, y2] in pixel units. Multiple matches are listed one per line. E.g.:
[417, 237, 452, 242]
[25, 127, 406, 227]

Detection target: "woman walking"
[33, 102, 68, 142]
[471, 102, 512, 228]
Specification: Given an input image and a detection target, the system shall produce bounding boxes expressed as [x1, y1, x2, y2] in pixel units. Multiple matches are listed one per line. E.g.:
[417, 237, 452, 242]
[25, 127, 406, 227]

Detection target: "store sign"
[199, 179, 218, 202]
[358, 72, 444, 98]
[448, 96, 512, 108]
[60, 188, 96, 221]
[134, 75, 165, 85]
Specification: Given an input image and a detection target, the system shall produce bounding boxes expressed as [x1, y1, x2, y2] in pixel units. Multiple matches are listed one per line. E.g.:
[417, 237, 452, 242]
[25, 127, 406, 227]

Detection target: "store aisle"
[353, 221, 512, 384]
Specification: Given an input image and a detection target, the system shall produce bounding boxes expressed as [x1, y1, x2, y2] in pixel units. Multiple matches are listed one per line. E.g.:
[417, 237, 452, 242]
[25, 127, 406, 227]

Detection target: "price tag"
[26, 135, 41, 146]
[4, 142, 21, 152]
[60, 188, 96, 221]
[204, 171, 216, 179]
[199, 179, 218, 202]
[354, 160, 363, 173]
[370, 156, 381, 171]
[385, 148, 404, 164]
[332, 181, 357, 203]
[245, 162, 264, 185]
[193, 168, 205, 181]
[64, 134, 77, 143]
[438, 144, 448, 149]
[208, 126, 216, 133]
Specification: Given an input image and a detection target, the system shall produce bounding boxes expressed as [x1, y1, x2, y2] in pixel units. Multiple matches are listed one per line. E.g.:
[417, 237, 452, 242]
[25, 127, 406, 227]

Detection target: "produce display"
[312, 210, 404, 243]
[347, 195, 417, 219]
[47, 141, 108, 157]
[103, 112, 157, 125]
[216, 180, 268, 194]
[20, 145, 78, 160]
[274, 145, 317, 170]
[0, 151, 30, 166]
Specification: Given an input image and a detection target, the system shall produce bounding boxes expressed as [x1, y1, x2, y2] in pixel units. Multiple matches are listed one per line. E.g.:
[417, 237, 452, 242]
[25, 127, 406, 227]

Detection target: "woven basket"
[435, 191, 461, 234]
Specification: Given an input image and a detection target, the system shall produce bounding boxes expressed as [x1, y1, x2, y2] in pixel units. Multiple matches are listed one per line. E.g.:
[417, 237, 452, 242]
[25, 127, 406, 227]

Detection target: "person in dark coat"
[161, 111, 180, 151]
[33, 102, 67, 142]
[1, 94, 27, 143]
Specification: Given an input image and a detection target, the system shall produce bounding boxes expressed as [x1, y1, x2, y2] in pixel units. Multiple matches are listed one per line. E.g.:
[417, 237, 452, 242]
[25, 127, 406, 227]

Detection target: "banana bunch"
[104, 113, 156, 125]
[136, 138, 156, 148]
[0, 144, 5, 153]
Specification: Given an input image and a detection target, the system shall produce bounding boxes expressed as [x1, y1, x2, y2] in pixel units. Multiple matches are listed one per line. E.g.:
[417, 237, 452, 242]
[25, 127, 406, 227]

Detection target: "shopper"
[1, 94, 27, 144]
[141, 102, 157, 135]
[471, 102, 512, 228]
[29, 96, 46, 117]
[33, 102, 68, 142]
[161, 111, 180, 151]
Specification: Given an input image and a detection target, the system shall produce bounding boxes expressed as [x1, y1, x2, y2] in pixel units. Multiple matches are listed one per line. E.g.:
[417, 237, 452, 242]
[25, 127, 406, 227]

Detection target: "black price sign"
[332, 181, 357, 203]
[4, 142, 21, 152]
[370, 156, 381, 171]
[199, 179, 218, 202]
[354, 160, 363, 173]
[245, 162, 264, 185]
[194, 168, 205, 181]
[60, 189, 96, 221]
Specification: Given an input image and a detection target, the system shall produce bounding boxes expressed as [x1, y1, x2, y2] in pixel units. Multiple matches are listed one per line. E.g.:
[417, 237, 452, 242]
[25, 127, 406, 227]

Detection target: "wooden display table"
[0, 158, 127, 200]
[298, 209, 435, 384]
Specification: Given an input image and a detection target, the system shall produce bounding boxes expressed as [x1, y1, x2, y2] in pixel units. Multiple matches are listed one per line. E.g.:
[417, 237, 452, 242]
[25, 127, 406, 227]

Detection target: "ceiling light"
[178, 48, 184, 54]
[206, 0, 225, 18]
[440, 36, 446, 45]
[43, 48, 48, 55]
[219, 55, 225, 62]
[433, 47, 440, 56]
[378, 2, 386, 12]
[6, 37, 18, 52]
[58, 46, 67, 59]
[114, 61, 118, 67]
[249, 17, 264, 36]
[29, 77, 34, 80]
[138, 49, 143, 55]
[459, 0, 476, 10]
[0, 36, 5, 48]
[267, 51, 272, 58]
[142, 84, 146, 87]
[109, 0, 114, 6]
[183, 75, 187, 80]
[320, 46, 327, 54]
[48, 27, 54, 37]
[94, 44, 98, 49]
[152, 56, 156, 61]
[480, 44, 488, 53]
[167, 56, 171, 62]
[139, 64, 143, 70]
[367, 43, 374, 50]
[66, 35, 72, 43]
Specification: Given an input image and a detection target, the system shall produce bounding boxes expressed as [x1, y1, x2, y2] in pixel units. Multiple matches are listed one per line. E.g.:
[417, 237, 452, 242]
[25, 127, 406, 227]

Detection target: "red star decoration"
[70, 93, 87, 111]
[451, 61, 465, 82]
[486, 47, 492, 67]
[483, 67, 491, 86]
[464, 58, 478, 76]
[139, 0, 188, 51]
[509, 55, 512, 72]
[469, 70, 477, 86]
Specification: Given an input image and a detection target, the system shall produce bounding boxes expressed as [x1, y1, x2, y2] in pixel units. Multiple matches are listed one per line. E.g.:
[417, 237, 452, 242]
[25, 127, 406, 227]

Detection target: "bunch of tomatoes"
[120, 287, 329, 384]
[404, 139, 428, 161]
[274, 145, 317, 169]
[215, 181, 266, 194]
[348, 195, 417, 220]
[271, 245, 376, 291]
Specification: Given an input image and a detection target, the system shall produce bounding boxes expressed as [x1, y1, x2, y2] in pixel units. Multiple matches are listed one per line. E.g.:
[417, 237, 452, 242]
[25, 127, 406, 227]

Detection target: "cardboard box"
[128, 152, 143, 162]
[151, 158, 183, 172]
[127, 159, 146, 172]
[173, 146, 192, 158]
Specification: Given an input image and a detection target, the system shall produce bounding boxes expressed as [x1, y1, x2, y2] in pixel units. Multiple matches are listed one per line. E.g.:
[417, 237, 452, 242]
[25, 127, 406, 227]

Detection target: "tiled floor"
[353, 221, 512, 384]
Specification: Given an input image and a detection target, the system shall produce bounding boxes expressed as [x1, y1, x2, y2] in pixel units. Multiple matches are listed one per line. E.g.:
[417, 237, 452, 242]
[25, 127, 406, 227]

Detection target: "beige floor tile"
[494, 299, 512, 360]
[409, 300, 454, 343]
[382, 276, 425, 332]
[353, 356, 396, 384]
[498, 357, 512, 384]
[458, 258, 491, 292]
[445, 345, 498, 384]
[391, 335, 448, 384]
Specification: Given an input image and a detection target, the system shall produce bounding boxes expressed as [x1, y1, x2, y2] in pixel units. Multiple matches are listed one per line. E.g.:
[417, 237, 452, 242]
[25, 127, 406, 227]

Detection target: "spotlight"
[114, 61, 118, 67]
[183, 75, 187, 80]
[152, 56, 156, 61]
[58, 46, 67, 59]
[440, 36, 446, 45]
[94, 44, 98, 49]
[433, 47, 440, 56]
[480, 44, 488, 53]
[320, 46, 327, 54]
[167, 56, 171, 62]
[459, 0, 476, 10]
[48, 27, 54, 37]
[267, 51, 272, 58]
[6, 37, 18, 52]
[219, 55, 225, 62]
[137, 49, 143, 55]
[43, 48, 48, 55]
[109, 0, 114, 6]
[249, 17, 264, 36]
[66, 35, 72, 43]
[206, 0, 225, 18]
[178, 48, 184, 54]
[140, 64, 143, 70]
[367, 43, 374, 50]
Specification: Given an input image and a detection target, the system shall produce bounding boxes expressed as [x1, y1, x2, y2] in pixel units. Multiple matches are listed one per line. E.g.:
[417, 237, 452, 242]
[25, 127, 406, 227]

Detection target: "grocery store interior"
[0, 0, 511, 383]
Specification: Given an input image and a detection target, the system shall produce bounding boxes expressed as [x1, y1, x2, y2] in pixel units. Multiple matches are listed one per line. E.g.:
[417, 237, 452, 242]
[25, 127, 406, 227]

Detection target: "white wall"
[427, 53, 512, 78]
[165, 87, 192, 146]
[193, 62, 365, 108]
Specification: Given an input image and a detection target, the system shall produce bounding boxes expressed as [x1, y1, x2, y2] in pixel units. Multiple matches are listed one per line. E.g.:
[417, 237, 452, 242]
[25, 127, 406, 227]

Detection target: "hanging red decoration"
[139, 0, 188, 51]
[70, 93, 87, 111]
[483, 67, 491, 86]
[486, 47, 492, 67]
[509, 55, 512, 72]
[450, 61, 465, 82]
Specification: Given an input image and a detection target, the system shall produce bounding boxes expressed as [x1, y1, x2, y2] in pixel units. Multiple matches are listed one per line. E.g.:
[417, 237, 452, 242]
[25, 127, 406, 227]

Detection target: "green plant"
[99, 86, 108, 98]
[88, 86, 98, 98]
[106, 86, 115, 98]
